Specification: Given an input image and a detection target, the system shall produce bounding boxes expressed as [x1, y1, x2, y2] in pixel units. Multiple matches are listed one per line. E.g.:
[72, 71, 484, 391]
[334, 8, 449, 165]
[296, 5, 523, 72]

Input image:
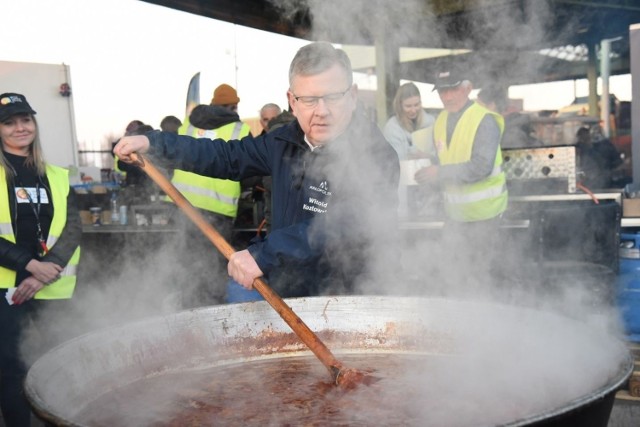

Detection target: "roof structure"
[140, 0, 640, 85]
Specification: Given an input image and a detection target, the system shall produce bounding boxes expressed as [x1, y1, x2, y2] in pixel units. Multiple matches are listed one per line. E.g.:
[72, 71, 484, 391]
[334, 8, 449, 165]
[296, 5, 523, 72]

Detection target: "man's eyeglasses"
[291, 87, 351, 108]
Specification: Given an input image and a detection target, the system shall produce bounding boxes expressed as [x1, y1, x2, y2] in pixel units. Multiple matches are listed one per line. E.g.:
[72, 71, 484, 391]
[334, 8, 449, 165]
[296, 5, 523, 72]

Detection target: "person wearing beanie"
[211, 83, 241, 109]
[170, 83, 252, 307]
[179, 83, 246, 135]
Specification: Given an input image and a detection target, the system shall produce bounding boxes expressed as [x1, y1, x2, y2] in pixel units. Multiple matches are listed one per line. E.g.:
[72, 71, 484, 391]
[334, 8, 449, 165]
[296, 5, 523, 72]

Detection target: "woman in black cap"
[0, 93, 81, 426]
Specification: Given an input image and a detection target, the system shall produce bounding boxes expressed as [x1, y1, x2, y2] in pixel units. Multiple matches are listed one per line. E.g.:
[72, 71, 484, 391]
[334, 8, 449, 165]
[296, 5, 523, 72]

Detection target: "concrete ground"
[609, 341, 640, 426]
[609, 392, 640, 426]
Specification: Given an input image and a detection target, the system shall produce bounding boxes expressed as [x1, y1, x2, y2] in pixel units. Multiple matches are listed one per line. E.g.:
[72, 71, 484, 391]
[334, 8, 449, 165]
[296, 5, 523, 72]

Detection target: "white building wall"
[0, 60, 78, 168]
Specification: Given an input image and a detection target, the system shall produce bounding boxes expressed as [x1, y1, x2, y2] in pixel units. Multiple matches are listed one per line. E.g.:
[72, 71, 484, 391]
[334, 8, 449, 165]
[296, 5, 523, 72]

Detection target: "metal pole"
[600, 39, 611, 138]
[374, 36, 389, 129]
[631, 24, 640, 185]
[373, 24, 401, 129]
[587, 42, 598, 117]
[63, 63, 80, 168]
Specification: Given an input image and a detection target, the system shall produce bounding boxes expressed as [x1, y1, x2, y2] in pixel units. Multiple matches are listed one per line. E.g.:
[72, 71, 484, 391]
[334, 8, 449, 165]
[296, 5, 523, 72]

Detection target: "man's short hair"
[576, 127, 590, 138]
[288, 41, 353, 87]
[160, 115, 182, 131]
[260, 103, 282, 113]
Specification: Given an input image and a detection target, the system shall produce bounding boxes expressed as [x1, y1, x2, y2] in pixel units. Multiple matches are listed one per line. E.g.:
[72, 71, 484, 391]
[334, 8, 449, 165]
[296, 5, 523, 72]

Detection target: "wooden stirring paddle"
[131, 152, 372, 388]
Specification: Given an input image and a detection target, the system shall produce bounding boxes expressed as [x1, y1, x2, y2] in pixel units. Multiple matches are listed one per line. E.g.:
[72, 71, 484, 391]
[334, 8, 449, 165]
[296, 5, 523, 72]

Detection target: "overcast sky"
[0, 0, 632, 149]
[1, 0, 306, 148]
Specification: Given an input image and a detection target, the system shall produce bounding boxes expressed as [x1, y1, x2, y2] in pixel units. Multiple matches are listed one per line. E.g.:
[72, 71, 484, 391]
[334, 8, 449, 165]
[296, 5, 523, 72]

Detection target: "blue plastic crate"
[617, 232, 640, 342]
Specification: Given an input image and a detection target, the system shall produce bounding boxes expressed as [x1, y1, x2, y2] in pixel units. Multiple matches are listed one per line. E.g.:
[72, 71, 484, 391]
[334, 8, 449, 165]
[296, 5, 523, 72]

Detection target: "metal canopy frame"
[139, 0, 639, 125]
[139, 0, 640, 81]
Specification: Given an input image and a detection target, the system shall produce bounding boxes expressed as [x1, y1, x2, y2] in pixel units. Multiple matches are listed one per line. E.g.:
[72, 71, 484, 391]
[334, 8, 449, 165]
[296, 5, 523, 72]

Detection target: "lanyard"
[17, 180, 49, 255]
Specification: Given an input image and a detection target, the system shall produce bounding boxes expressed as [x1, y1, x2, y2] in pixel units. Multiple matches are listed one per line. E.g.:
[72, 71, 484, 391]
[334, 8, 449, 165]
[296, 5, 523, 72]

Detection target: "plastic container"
[119, 205, 128, 226]
[110, 192, 120, 223]
[616, 232, 640, 342]
[89, 207, 102, 226]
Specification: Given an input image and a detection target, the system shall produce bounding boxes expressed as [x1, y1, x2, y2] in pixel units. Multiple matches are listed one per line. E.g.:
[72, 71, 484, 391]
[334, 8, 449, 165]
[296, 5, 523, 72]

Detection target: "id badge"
[15, 187, 49, 204]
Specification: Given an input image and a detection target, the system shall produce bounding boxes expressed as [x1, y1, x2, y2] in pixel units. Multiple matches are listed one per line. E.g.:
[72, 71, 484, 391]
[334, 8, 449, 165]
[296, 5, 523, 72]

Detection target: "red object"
[59, 83, 71, 97]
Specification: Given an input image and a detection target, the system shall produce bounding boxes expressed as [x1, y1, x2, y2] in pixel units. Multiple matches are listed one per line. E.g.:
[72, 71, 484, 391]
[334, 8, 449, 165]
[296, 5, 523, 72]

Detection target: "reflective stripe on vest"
[444, 182, 508, 205]
[178, 118, 245, 140]
[0, 223, 12, 235]
[172, 178, 238, 206]
[0, 168, 12, 263]
[443, 164, 504, 204]
[434, 102, 508, 222]
[170, 119, 250, 217]
[0, 165, 80, 298]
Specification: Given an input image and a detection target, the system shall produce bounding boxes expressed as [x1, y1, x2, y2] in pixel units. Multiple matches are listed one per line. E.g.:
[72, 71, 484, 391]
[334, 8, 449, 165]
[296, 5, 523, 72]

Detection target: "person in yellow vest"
[173, 83, 252, 306]
[414, 70, 507, 291]
[0, 93, 81, 426]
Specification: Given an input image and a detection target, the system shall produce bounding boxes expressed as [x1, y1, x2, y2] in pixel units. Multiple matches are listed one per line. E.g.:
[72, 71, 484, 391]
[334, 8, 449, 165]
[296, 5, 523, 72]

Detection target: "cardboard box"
[623, 199, 640, 217]
[79, 210, 92, 225]
[80, 209, 113, 225]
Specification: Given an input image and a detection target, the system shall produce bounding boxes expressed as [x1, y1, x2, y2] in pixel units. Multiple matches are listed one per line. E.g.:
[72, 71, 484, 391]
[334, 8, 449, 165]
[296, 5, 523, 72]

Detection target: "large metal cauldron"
[25, 296, 632, 426]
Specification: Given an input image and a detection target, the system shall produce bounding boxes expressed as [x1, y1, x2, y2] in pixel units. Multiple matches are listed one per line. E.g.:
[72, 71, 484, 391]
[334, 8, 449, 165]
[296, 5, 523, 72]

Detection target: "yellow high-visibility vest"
[169, 118, 250, 217]
[433, 102, 508, 222]
[0, 165, 81, 299]
[113, 155, 126, 178]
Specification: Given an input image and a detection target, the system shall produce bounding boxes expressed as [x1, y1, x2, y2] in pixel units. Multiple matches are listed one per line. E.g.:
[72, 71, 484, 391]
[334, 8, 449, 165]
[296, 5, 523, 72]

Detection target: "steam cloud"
[19, 0, 629, 425]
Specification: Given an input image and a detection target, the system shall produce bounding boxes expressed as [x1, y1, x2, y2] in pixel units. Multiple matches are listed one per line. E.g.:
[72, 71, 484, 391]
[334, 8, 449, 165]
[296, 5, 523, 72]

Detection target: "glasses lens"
[298, 96, 318, 107]
[294, 88, 349, 108]
[324, 92, 345, 104]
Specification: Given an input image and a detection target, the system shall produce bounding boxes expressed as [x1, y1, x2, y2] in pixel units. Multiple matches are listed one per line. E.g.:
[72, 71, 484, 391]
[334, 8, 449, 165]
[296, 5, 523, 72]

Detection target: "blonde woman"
[383, 82, 435, 160]
[0, 93, 81, 426]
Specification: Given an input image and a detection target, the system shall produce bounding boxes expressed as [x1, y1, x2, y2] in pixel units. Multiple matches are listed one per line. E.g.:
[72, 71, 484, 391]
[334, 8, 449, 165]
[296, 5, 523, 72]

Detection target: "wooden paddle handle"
[132, 153, 344, 377]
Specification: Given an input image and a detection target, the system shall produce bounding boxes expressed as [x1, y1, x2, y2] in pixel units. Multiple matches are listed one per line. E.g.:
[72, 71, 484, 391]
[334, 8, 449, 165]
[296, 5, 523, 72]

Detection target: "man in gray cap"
[414, 68, 508, 290]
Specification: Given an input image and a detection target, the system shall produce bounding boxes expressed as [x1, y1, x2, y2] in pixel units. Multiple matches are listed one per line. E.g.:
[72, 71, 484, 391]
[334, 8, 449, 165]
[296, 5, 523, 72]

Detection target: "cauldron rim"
[25, 296, 633, 427]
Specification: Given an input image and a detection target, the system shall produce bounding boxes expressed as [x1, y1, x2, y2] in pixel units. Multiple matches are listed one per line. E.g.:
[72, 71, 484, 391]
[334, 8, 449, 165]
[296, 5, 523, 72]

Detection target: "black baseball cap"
[432, 69, 465, 91]
[0, 93, 37, 121]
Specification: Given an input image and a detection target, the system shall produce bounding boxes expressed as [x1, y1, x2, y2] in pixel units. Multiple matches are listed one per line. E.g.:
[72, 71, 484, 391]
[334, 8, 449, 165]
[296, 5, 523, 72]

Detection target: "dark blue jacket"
[147, 108, 400, 297]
